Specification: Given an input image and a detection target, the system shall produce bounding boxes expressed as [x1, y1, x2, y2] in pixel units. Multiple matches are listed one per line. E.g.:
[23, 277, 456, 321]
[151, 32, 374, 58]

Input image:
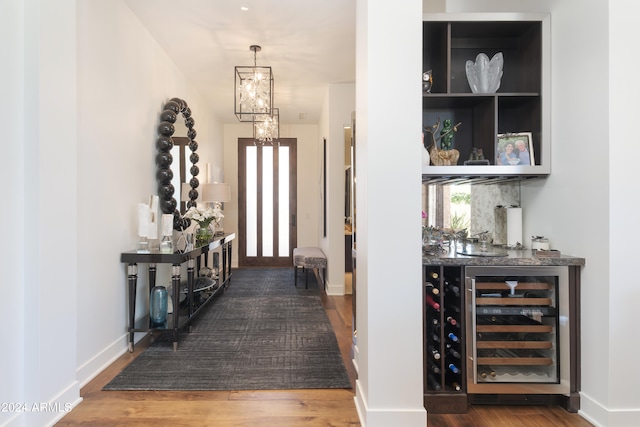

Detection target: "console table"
[120, 232, 235, 352]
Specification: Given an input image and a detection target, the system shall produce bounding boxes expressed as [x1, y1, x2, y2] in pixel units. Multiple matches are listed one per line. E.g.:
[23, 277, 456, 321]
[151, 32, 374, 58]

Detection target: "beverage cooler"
[465, 266, 571, 396]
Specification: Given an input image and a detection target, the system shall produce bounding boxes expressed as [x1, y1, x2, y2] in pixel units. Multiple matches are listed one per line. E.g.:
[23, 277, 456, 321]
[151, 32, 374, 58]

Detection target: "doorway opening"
[237, 138, 298, 267]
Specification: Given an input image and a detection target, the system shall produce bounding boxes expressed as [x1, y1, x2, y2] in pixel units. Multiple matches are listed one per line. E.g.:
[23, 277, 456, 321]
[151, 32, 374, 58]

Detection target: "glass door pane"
[262, 146, 274, 257]
[468, 267, 561, 385]
[246, 146, 257, 257]
[278, 146, 290, 256]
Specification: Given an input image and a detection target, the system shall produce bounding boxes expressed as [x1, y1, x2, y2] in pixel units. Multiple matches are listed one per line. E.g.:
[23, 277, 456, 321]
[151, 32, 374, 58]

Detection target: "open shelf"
[422, 14, 550, 183]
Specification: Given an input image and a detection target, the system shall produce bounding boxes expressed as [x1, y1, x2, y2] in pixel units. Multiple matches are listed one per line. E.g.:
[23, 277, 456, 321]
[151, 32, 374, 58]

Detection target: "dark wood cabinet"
[423, 256, 583, 414]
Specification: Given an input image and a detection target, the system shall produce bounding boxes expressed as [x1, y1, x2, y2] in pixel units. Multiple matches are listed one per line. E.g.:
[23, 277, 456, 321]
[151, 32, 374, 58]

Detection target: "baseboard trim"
[325, 277, 344, 295]
[8, 379, 83, 427]
[76, 332, 146, 388]
[354, 379, 427, 427]
[579, 391, 640, 427]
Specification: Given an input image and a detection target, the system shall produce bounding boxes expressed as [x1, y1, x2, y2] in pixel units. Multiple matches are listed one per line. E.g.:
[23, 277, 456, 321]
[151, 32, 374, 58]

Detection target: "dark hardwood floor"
[56, 271, 593, 427]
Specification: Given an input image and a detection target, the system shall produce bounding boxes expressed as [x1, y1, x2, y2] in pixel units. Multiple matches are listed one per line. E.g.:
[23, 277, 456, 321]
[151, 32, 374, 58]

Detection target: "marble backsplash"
[470, 182, 520, 242]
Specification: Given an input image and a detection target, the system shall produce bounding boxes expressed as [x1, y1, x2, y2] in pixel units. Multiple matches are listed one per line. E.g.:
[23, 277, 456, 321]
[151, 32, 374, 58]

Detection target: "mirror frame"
[155, 97, 199, 230]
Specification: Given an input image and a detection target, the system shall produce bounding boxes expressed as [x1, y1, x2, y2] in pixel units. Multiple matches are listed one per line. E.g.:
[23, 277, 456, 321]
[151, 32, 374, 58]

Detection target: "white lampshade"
[180, 183, 190, 202]
[202, 183, 231, 203]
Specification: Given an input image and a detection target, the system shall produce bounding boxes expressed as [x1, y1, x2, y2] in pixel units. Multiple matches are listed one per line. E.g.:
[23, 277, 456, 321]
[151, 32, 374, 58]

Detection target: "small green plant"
[450, 212, 470, 231]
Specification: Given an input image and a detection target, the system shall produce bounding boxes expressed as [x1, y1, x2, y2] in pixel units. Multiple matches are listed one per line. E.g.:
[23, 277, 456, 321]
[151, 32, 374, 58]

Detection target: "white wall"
[607, 3, 640, 426]
[223, 122, 320, 267]
[1, 1, 81, 426]
[354, 0, 427, 426]
[319, 83, 356, 295]
[523, 1, 612, 424]
[74, 0, 223, 388]
[1, 0, 27, 425]
[2, 1, 223, 425]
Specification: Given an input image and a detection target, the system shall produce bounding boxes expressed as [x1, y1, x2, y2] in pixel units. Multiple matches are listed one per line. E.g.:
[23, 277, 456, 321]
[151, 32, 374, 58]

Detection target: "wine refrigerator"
[465, 266, 571, 396]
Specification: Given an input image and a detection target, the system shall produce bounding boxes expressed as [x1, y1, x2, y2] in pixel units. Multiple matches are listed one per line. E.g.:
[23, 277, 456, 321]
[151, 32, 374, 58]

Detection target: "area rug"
[103, 267, 352, 391]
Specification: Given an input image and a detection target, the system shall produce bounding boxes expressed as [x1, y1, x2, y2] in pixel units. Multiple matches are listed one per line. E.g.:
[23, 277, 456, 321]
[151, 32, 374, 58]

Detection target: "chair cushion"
[293, 247, 327, 268]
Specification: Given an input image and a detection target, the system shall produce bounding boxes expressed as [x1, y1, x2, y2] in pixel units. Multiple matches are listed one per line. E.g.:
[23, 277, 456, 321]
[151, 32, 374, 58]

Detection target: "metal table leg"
[171, 264, 181, 351]
[127, 263, 138, 352]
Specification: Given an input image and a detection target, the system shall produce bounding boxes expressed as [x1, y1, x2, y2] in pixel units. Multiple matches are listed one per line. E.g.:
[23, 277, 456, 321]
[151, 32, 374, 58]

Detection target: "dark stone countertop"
[422, 244, 585, 267]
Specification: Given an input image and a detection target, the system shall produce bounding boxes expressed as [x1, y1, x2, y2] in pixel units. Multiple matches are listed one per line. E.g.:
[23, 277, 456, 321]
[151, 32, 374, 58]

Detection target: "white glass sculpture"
[465, 52, 504, 93]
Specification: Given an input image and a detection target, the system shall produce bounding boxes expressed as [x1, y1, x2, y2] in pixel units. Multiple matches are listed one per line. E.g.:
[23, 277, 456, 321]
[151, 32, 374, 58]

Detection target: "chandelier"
[235, 45, 274, 122]
[253, 108, 279, 144]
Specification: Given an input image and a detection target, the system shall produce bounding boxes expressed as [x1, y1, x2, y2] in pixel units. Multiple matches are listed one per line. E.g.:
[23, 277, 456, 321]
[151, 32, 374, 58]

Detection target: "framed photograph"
[496, 132, 534, 166]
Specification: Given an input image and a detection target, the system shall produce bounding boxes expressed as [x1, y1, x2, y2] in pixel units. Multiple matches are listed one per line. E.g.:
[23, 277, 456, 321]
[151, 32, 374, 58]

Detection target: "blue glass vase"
[150, 286, 168, 326]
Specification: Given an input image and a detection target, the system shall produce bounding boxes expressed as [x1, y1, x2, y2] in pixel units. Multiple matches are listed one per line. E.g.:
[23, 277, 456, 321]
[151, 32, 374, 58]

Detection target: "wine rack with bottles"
[464, 265, 581, 411]
[423, 262, 583, 414]
[473, 279, 559, 384]
[423, 265, 467, 413]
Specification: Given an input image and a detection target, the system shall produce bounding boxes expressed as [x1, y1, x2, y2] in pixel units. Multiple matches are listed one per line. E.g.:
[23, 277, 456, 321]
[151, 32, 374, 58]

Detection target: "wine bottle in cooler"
[425, 282, 440, 296]
[427, 373, 442, 391]
[523, 290, 545, 298]
[447, 362, 460, 374]
[426, 295, 441, 311]
[428, 332, 441, 344]
[427, 360, 442, 375]
[427, 316, 440, 328]
[445, 369, 463, 391]
[479, 366, 496, 379]
[445, 329, 460, 343]
[445, 280, 461, 297]
[447, 303, 461, 314]
[446, 345, 461, 359]
[445, 315, 458, 327]
[427, 345, 441, 360]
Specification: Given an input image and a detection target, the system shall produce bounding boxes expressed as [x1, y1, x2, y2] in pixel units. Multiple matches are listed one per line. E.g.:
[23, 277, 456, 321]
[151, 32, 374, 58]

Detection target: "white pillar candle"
[138, 203, 149, 237]
[506, 207, 522, 247]
[147, 195, 159, 239]
[161, 214, 174, 237]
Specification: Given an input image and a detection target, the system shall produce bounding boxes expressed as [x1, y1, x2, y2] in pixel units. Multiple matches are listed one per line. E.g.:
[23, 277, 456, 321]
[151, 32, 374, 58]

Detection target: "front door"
[237, 138, 297, 267]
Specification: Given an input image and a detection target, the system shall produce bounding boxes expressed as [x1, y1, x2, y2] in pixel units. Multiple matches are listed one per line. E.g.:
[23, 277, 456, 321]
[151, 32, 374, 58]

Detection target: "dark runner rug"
[103, 267, 352, 391]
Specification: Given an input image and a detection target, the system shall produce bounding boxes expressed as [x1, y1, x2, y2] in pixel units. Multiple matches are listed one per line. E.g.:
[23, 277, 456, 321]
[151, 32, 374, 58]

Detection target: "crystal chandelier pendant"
[253, 108, 279, 145]
[234, 45, 274, 122]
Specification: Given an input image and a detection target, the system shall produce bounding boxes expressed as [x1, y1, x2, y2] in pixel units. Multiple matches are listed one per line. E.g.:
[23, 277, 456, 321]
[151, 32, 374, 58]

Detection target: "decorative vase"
[465, 52, 504, 93]
[195, 223, 213, 246]
[150, 286, 168, 326]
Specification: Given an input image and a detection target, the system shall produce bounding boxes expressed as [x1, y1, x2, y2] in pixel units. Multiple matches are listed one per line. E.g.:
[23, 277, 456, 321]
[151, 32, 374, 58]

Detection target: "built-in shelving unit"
[422, 13, 550, 184]
[423, 265, 467, 414]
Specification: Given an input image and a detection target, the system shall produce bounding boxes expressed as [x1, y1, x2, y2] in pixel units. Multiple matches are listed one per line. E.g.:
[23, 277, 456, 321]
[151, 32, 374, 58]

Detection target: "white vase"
[465, 52, 504, 93]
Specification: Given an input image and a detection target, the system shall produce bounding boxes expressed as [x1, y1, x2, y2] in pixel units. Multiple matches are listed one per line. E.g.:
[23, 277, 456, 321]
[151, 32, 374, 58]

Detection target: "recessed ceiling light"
[240, 6, 249, 11]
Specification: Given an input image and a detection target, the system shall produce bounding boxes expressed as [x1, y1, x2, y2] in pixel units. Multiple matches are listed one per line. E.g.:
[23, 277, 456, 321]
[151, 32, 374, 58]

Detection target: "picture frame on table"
[496, 132, 534, 166]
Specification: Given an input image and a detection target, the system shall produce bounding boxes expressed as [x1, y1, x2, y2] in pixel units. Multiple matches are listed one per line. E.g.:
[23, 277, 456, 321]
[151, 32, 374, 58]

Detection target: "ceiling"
[124, 0, 356, 125]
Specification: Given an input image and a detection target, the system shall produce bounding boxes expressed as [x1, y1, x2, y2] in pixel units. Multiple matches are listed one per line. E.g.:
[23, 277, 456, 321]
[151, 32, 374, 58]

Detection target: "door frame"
[237, 138, 297, 267]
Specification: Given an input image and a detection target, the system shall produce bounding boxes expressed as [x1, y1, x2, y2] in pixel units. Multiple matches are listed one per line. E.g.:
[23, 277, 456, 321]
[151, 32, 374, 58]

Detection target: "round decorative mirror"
[155, 97, 199, 230]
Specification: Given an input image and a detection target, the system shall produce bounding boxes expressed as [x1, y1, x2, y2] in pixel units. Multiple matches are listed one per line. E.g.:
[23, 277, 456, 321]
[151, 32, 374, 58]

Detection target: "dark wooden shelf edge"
[424, 92, 540, 97]
[468, 393, 580, 413]
[424, 393, 468, 414]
